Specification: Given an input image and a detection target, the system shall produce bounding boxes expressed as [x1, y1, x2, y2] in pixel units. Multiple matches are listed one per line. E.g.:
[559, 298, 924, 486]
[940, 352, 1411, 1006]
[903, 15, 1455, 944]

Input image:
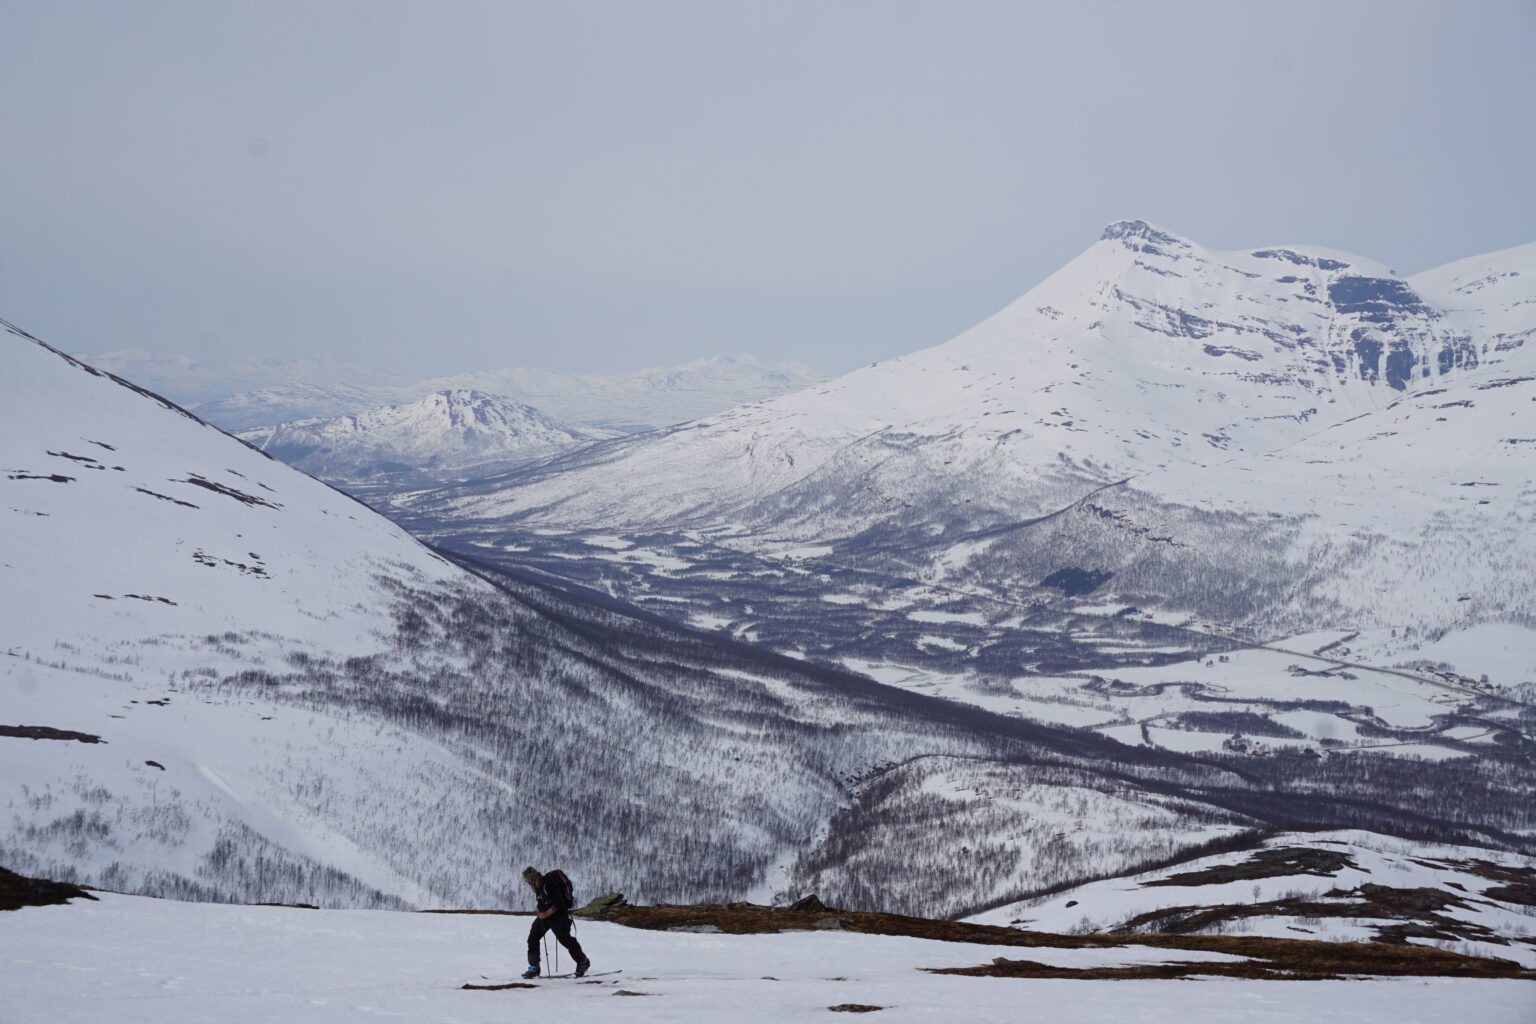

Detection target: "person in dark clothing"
[520, 866, 589, 978]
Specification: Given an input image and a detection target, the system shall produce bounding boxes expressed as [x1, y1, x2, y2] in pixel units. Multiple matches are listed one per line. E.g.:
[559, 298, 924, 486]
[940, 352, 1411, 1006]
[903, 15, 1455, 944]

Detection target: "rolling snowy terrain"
[187, 354, 825, 433]
[7, 318, 1534, 938]
[235, 389, 609, 499]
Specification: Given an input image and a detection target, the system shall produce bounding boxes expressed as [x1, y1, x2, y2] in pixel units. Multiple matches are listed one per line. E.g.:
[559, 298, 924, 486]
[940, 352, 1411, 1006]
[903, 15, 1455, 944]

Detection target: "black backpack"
[543, 869, 575, 911]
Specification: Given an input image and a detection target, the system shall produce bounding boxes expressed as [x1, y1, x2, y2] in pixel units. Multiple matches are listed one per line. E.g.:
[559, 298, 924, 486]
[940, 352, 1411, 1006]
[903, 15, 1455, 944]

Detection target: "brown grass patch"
[585, 901, 1535, 981]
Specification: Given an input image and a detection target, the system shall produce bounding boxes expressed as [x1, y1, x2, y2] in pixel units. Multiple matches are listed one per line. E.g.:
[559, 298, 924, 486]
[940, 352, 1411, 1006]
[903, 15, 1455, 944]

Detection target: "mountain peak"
[1099, 219, 1191, 251]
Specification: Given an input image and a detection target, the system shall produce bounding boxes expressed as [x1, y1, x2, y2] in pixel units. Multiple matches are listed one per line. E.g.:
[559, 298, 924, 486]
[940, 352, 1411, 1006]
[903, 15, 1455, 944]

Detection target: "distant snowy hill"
[1410, 239, 1536, 358]
[406, 222, 1536, 648]
[236, 389, 609, 496]
[192, 354, 826, 433]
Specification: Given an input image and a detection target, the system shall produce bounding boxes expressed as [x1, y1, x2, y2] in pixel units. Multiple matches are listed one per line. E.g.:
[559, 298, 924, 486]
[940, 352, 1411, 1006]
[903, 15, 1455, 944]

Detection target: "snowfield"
[4, 893, 1534, 1024]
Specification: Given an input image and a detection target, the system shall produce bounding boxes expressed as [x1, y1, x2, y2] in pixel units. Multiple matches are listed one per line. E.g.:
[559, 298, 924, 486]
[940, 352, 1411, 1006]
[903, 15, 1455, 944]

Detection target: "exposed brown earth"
[580, 899, 1535, 981]
[1141, 846, 1357, 886]
[1111, 879, 1534, 955]
[937, 935, 1529, 981]
[0, 866, 97, 912]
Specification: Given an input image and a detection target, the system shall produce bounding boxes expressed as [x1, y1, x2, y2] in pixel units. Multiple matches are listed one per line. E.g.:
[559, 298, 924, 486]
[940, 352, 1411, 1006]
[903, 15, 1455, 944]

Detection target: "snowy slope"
[236, 389, 607, 494]
[5, 891, 1534, 1024]
[406, 222, 1535, 645]
[1411, 240, 1536, 361]
[192, 354, 825, 433]
[974, 829, 1536, 968]
[2, 325, 469, 658]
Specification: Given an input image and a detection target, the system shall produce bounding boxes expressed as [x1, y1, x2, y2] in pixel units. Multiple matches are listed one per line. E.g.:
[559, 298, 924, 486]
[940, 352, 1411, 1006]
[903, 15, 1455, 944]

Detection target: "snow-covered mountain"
[236, 389, 608, 496]
[192, 354, 826, 433]
[1410, 239, 1536, 358]
[406, 222, 1536, 648]
[0, 318, 1304, 913]
[9, 316, 1531, 922]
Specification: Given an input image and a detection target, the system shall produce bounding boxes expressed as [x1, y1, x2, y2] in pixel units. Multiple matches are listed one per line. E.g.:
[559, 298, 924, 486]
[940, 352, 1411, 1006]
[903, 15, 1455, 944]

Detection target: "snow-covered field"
[974, 830, 1536, 968]
[5, 893, 1533, 1024]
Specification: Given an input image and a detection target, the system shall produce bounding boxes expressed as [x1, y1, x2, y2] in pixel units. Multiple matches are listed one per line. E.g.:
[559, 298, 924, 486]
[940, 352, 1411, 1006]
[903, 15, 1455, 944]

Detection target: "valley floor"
[4, 893, 1533, 1023]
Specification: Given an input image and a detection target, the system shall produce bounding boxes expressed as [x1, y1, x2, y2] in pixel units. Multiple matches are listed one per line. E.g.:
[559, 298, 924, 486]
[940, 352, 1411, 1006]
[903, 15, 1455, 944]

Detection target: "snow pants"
[527, 911, 586, 967]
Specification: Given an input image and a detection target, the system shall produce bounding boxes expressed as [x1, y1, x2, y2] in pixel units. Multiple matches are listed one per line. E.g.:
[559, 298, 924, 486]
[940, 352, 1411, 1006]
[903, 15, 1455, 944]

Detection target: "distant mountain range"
[78, 351, 827, 434]
[236, 389, 611, 497]
[405, 222, 1536, 658]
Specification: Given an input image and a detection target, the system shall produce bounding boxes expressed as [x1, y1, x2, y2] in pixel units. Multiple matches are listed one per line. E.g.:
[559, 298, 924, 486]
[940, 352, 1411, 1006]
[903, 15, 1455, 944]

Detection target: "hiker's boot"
[574, 960, 591, 978]
[520, 965, 540, 979]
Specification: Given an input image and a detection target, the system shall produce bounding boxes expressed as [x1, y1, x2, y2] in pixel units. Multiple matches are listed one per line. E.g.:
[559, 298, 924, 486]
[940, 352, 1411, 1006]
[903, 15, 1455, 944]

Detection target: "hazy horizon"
[5, 0, 1534, 379]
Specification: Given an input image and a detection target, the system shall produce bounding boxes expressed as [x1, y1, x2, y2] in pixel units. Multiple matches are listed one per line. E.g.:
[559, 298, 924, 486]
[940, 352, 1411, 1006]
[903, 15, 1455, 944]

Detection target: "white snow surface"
[4, 892, 1533, 1024]
[1410, 240, 1536, 358]
[1, 328, 472, 654]
[972, 829, 1536, 969]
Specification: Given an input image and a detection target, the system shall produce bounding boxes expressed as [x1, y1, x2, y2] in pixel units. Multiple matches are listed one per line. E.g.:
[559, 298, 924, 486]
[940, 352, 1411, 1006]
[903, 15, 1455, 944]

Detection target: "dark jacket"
[534, 882, 561, 915]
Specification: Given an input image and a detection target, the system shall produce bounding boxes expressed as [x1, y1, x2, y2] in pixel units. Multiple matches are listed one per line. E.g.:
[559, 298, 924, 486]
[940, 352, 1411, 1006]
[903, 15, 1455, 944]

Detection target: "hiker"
[520, 866, 590, 978]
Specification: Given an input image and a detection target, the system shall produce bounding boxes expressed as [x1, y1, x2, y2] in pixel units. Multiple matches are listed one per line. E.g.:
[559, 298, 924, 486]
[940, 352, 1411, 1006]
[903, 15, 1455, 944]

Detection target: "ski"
[465, 969, 620, 987]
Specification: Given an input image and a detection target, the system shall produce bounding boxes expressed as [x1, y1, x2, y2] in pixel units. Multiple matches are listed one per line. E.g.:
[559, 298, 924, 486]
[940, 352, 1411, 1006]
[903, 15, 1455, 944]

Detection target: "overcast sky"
[3, 0, 1534, 377]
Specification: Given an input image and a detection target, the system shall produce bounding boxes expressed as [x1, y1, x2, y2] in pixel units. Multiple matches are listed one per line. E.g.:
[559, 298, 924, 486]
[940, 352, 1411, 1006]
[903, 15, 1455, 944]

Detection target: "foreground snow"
[4, 893, 1532, 1023]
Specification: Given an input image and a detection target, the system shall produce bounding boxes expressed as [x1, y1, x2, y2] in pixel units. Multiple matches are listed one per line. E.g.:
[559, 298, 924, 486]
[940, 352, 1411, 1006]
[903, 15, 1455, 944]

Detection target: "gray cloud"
[3, 0, 1533, 377]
